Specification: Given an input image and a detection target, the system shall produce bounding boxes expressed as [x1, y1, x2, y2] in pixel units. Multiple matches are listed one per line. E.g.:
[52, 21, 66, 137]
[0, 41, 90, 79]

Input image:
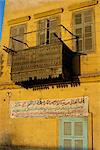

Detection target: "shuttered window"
[38, 19, 46, 45]
[9, 23, 27, 51]
[59, 117, 88, 150]
[8, 24, 27, 65]
[73, 8, 94, 52]
[37, 15, 60, 45]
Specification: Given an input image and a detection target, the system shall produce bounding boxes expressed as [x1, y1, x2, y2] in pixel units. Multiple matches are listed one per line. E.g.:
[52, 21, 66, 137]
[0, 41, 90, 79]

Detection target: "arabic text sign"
[10, 96, 88, 118]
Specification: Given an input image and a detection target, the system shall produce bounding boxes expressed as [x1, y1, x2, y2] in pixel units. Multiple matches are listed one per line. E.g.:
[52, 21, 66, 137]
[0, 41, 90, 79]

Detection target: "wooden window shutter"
[74, 13, 82, 25]
[75, 140, 83, 149]
[17, 24, 26, 50]
[64, 139, 72, 149]
[84, 25, 92, 50]
[74, 121, 84, 149]
[64, 121, 73, 149]
[73, 8, 94, 52]
[74, 122, 83, 136]
[8, 24, 27, 65]
[75, 28, 83, 51]
[49, 15, 61, 43]
[84, 9, 93, 51]
[37, 15, 61, 45]
[64, 122, 72, 136]
[10, 24, 26, 51]
[9, 27, 17, 51]
[60, 117, 88, 150]
[73, 13, 83, 51]
[37, 19, 46, 45]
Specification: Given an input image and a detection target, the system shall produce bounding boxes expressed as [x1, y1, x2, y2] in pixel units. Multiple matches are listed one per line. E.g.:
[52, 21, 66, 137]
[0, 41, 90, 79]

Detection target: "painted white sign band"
[10, 96, 88, 118]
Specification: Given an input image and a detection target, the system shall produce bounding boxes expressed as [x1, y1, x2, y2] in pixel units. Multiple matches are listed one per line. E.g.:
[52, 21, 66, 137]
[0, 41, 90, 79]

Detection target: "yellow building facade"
[0, 0, 100, 149]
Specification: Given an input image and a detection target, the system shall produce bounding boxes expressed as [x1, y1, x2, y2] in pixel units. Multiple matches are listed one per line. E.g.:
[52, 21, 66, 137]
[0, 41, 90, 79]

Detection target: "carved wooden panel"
[11, 41, 62, 82]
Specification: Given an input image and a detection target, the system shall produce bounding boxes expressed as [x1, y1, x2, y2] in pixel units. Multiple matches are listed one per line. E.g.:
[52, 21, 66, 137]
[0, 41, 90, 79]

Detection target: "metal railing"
[3, 24, 79, 54]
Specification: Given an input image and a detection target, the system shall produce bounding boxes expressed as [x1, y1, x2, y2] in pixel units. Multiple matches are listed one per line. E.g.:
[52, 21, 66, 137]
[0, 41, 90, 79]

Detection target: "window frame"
[8, 23, 27, 65]
[72, 7, 95, 53]
[37, 15, 61, 46]
[59, 117, 88, 150]
[9, 23, 27, 51]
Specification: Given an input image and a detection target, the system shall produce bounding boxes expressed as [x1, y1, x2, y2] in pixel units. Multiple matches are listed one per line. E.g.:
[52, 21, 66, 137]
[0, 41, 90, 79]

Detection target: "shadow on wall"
[0, 134, 91, 150]
[0, 146, 92, 150]
[0, 133, 12, 149]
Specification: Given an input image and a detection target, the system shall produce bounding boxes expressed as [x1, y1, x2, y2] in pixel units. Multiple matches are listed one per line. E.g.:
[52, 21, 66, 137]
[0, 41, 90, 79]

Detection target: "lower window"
[59, 117, 88, 150]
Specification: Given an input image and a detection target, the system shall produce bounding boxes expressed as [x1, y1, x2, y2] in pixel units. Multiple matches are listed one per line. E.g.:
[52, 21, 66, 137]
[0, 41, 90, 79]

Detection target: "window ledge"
[34, 8, 63, 19]
[80, 72, 100, 78]
[68, 0, 98, 11]
[8, 16, 31, 25]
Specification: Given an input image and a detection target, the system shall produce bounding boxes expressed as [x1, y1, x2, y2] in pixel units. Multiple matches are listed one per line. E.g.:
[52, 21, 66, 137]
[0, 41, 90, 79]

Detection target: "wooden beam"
[68, 0, 98, 11]
[34, 8, 63, 19]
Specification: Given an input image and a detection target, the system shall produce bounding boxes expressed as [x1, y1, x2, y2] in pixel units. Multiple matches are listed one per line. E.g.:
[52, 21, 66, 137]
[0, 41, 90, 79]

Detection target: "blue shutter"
[59, 117, 88, 150]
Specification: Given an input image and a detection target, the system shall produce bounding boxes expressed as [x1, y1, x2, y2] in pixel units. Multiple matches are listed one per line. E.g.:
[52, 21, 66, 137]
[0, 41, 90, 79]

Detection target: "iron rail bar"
[10, 37, 29, 48]
[3, 46, 17, 54]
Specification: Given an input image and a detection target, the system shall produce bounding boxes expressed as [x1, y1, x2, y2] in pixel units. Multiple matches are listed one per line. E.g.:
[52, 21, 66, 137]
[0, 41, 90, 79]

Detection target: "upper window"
[73, 8, 94, 52]
[37, 15, 61, 45]
[9, 23, 27, 51]
[8, 24, 27, 65]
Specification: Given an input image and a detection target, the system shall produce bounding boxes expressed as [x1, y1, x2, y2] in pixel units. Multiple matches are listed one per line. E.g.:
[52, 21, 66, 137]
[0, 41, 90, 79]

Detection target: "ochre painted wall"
[0, 82, 100, 149]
